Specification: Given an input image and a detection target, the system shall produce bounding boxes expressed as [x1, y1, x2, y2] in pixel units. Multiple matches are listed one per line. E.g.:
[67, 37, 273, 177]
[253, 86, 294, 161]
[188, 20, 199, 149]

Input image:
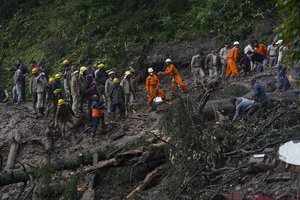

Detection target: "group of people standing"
[190, 39, 291, 92]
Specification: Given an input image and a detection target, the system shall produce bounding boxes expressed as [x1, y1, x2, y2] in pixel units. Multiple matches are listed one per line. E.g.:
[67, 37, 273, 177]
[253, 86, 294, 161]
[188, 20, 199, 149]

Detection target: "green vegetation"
[0, 0, 278, 87]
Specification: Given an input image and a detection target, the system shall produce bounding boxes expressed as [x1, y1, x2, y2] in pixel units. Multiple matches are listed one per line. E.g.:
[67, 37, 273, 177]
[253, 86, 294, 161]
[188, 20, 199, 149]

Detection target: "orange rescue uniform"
[226, 46, 239, 77]
[145, 74, 166, 105]
[162, 64, 187, 96]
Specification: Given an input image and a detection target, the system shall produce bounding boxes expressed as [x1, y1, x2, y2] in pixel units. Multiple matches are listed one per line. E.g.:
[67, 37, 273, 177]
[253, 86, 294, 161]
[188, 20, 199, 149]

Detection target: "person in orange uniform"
[146, 68, 166, 106]
[159, 58, 187, 97]
[226, 41, 240, 79]
[253, 40, 269, 68]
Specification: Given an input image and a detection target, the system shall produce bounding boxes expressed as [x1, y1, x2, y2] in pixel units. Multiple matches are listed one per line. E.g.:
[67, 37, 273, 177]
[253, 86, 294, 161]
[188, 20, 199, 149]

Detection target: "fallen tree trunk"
[0, 132, 151, 187]
[202, 89, 300, 119]
[5, 131, 21, 170]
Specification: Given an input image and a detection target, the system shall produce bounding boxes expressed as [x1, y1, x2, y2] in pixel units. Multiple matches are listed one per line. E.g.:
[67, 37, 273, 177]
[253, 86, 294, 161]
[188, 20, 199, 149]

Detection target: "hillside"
[0, 0, 277, 88]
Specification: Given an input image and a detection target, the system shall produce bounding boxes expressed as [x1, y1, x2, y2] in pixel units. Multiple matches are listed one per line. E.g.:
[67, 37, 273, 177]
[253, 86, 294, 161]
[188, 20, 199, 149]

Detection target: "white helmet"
[275, 39, 283, 45]
[233, 41, 240, 45]
[165, 58, 172, 63]
[148, 68, 154, 73]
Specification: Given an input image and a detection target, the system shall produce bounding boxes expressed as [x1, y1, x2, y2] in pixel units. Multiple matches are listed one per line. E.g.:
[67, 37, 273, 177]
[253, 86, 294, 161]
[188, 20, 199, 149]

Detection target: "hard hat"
[72, 70, 79, 75]
[98, 63, 105, 69]
[49, 77, 55, 84]
[112, 78, 120, 84]
[55, 74, 61, 79]
[92, 94, 99, 101]
[275, 40, 283, 45]
[233, 41, 240, 45]
[58, 99, 65, 106]
[80, 66, 87, 74]
[63, 60, 70, 65]
[32, 68, 38, 74]
[108, 71, 115, 76]
[165, 58, 172, 63]
[124, 70, 131, 77]
[148, 68, 154, 73]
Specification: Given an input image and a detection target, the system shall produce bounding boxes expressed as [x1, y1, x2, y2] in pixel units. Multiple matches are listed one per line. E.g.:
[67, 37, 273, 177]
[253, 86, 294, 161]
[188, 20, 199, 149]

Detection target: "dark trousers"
[92, 116, 105, 134]
[32, 92, 37, 111]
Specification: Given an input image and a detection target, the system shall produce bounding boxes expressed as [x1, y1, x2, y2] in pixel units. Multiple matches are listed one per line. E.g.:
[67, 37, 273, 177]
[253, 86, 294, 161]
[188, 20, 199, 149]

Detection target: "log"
[83, 158, 120, 173]
[202, 89, 300, 119]
[126, 164, 165, 200]
[0, 132, 150, 186]
[5, 131, 21, 170]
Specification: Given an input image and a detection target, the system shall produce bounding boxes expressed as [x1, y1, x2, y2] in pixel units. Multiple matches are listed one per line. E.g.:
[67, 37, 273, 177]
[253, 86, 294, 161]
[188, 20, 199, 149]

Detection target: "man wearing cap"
[121, 71, 133, 113]
[70, 70, 80, 114]
[226, 41, 240, 79]
[191, 50, 205, 84]
[105, 71, 115, 115]
[29, 68, 39, 112]
[109, 78, 125, 120]
[219, 43, 229, 79]
[158, 58, 187, 98]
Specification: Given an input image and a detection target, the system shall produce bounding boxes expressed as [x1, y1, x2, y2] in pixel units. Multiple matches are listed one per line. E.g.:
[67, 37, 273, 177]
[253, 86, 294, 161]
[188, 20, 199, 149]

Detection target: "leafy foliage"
[276, 0, 300, 62]
[0, 0, 277, 88]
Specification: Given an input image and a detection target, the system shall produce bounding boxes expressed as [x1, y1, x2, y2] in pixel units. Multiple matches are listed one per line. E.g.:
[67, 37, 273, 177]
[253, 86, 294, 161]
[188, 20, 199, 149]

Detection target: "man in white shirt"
[267, 42, 278, 68]
[219, 43, 229, 79]
[244, 42, 254, 54]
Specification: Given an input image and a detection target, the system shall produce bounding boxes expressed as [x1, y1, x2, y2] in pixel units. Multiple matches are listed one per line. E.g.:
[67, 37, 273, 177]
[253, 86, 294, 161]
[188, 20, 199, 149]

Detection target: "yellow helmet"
[112, 78, 120, 84]
[55, 74, 61, 79]
[124, 70, 131, 77]
[63, 60, 70, 65]
[49, 77, 55, 84]
[32, 68, 38, 74]
[80, 66, 88, 74]
[58, 99, 65, 106]
[98, 63, 105, 69]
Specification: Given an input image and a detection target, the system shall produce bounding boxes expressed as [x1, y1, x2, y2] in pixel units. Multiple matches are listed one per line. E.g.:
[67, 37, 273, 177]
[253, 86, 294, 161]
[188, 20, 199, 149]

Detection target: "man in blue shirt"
[230, 97, 259, 122]
[250, 79, 268, 116]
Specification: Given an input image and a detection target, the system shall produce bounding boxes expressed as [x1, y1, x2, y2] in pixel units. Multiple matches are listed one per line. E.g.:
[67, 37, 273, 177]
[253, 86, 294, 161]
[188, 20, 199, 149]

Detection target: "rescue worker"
[191, 50, 205, 84]
[62, 59, 72, 103]
[70, 70, 80, 115]
[109, 78, 125, 121]
[230, 97, 259, 122]
[54, 99, 78, 137]
[276, 40, 290, 92]
[205, 49, 219, 77]
[267, 42, 279, 68]
[250, 79, 268, 117]
[105, 71, 115, 115]
[226, 41, 240, 79]
[79, 66, 88, 112]
[91, 95, 105, 137]
[158, 59, 187, 98]
[46, 77, 55, 117]
[253, 40, 269, 69]
[36, 71, 48, 116]
[29, 68, 38, 113]
[51, 74, 63, 115]
[95, 63, 108, 95]
[120, 71, 133, 114]
[146, 68, 166, 111]
[219, 43, 229, 79]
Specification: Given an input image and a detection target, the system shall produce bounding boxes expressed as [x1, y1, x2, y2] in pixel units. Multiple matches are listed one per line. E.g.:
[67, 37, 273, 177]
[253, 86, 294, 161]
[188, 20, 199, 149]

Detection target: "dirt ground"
[0, 65, 299, 199]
